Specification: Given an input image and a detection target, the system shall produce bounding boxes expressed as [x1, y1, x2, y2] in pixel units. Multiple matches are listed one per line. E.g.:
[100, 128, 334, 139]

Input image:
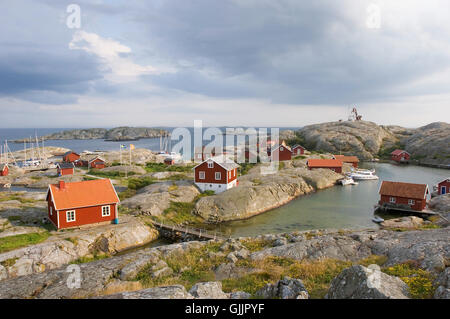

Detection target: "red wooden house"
[63, 151, 81, 163]
[391, 150, 410, 163]
[437, 178, 450, 195]
[193, 156, 239, 193]
[270, 144, 292, 161]
[89, 156, 106, 169]
[379, 181, 429, 211]
[0, 164, 9, 176]
[46, 179, 120, 230]
[56, 162, 74, 176]
[333, 155, 360, 168]
[292, 145, 306, 156]
[307, 159, 343, 173]
[164, 157, 175, 165]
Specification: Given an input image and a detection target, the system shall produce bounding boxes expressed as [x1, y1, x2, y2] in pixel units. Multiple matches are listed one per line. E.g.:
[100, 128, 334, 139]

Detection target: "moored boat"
[349, 168, 379, 180]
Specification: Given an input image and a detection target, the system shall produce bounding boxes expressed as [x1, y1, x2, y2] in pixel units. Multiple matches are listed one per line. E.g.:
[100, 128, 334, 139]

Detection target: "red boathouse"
[63, 151, 81, 163]
[270, 144, 292, 161]
[333, 155, 360, 168]
[291, 145, 306, 156]
[46, 179, 120, 230]
[437, 178, 450, 195]
[378, 181, 429, 211]
[56, 162, 74, 176]
[0, 164, 9, 176]
[391, 150, 410, 163]
[307, 159, 343, 173]
[89, 156, 106, 169]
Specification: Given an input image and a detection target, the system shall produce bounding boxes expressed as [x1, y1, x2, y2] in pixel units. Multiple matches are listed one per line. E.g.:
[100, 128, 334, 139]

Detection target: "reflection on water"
[209, 163, 449, 238]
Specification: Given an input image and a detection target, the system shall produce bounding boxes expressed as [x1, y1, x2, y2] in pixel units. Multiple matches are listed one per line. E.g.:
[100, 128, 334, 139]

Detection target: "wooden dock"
[148, 220, 226, 241]
[374, 204, 438, 219]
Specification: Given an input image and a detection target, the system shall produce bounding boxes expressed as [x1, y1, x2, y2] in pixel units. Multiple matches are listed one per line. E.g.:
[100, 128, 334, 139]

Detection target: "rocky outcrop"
[296, 120, 449, 165]
[326, 265, 410, 299]
[122, 181, 200, 216]
[434, 268, 450, 299]
[380, 216, 425, 230]
[429, 194, 450, 226]
[298, 121, 397, 160]
[256, 277, 309, 299]
[0, 216, 157, 281]
[13, 127, 167, 142]
[98, 285, 194, 299]
[189, 282, 229, 299]
[194, 166, 342, 223]
[0, 227, 448, 299]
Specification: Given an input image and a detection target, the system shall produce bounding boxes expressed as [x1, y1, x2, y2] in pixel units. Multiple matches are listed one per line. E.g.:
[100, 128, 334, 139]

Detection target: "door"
[442, 186, 447, 195]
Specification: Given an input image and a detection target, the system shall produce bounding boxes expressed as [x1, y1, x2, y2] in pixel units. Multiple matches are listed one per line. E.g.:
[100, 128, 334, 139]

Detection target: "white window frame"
[50, 206, 53, 216]
[280, 146, 284, 151]
[228, 171, 231, 179]
[66, 210, 76, 222]
[199, 171, 205, 179]
[102, 205, 111, 217]
[215, 172, 221, 180]
[208, 161, 214, 168]
[408, 199, 415, 206]
[389, 197, 396, 204]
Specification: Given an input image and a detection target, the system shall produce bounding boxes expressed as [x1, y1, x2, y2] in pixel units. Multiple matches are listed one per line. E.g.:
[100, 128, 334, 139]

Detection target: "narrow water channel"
[209, 163, 449, 237]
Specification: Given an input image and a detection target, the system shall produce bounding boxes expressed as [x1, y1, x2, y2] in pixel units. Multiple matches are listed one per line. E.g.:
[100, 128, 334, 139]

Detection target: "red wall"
[392, 153, 410, 162]
[64, 153, 80, 163]
[58, 168, 74, 176]
[379, 195, 426, 211]
[90, 160, 105, 169]
[0, 166, 8, 176]
[309, 166, 342, 174]
[292, 147, 305, 156]
[55, 204, 117, 229]
[272, 147, 292, 161]
[438, 181, 450, 195]
[195, 161, 236, 184]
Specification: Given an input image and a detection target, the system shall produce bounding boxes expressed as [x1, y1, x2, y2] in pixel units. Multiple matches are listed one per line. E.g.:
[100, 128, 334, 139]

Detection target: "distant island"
[12, 127, 169, 143]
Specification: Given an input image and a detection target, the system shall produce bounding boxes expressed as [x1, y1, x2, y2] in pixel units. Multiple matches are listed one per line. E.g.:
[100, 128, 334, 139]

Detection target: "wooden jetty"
[374, 204, 438, 219]
[148, 220, 226, 241]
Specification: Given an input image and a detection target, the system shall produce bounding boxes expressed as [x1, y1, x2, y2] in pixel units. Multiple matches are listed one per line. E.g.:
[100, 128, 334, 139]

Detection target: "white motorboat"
[349, 168, 379, 180]
[339, 176, 358, 186]
[372, 216, 384, 223]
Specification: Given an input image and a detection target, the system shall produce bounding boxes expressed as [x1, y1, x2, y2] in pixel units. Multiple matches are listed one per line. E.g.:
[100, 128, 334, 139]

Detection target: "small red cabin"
[391, 150, 410, 163]
[292, 145, 306, 156]
[437, 178, 450, 195]
[89, 157, 106, 169]
[379, 181, 429, 211]
[164, 157, 175, 165]
[63, 151, 81, 163]
[270, 144, 292, 161]
[46, 179, 120, 230]
[307, 159, 343, 173]
[333, 155, 360, 168]
[0, 164, 9, 176]
[194, 156, 239, 194]
[56, 162, 74, 176]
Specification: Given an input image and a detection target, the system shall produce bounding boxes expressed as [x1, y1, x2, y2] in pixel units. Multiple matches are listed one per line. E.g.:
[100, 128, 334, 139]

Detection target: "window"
[389, 197, 396, 204]
[215, 172, 221, 180]
[208, 162, 214, 168]
[102, 205, 111, 217]
[280, 147, 284, 151]
[229, 171, 231, 179]
[66, 210, 76, 222]
[408, 199, 415, 206]
[199, 171, 205, 180]
[50, 206, 52, 216]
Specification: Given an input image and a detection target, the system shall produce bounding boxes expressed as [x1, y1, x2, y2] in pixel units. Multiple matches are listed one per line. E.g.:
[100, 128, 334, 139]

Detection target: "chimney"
[59, 181, 65, 190]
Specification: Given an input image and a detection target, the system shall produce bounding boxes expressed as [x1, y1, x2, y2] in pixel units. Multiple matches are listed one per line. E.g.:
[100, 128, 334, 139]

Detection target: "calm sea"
[0, 127, 299, 154]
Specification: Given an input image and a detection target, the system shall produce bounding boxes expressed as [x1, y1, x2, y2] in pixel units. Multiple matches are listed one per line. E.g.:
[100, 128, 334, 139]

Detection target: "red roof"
[48, 179, 119, 210]
[379, 181, 428, 199]
[391, 149, 409, 156]
[307, 159, 343, 168]
[333, 155, 359, 163]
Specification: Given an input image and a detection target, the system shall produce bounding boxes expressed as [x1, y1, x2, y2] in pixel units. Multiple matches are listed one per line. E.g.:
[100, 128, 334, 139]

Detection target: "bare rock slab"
[326, 265, 410, 299]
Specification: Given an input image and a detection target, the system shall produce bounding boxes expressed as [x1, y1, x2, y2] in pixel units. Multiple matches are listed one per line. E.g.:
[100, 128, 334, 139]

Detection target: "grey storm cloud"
[2, 0, 450, 110]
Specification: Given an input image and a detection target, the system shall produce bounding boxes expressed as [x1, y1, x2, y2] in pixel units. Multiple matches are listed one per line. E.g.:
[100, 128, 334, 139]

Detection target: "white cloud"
[69, 31, 174, 82]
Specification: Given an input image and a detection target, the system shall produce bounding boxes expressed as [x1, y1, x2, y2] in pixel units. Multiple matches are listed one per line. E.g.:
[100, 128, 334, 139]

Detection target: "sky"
[1, 0, 450, 128]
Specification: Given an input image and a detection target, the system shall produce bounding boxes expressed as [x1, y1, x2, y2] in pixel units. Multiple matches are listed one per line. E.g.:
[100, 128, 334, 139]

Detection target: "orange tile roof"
[333, 155, 359, 163]
[307, 159, 343, 168]
[379, 181, 428, 199]
[48, 179, 119, 210]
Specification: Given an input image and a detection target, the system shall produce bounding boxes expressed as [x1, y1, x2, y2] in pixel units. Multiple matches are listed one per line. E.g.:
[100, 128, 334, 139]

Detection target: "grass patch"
[239, 163, 256, 176]
[293, 155, 307, 160]
[241, 238, 273, 252]
[0, 232, 50, 253]
[382, 262, 436, 299]
[0, 257, 18, 268]
[222, 272, 273, 295]
[158, 201, 203, 225]
[145, 163, 194, 173]
[127, 177, 155, 190]
[0, 193, 36, 204]
[88, 170, 136, 178]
